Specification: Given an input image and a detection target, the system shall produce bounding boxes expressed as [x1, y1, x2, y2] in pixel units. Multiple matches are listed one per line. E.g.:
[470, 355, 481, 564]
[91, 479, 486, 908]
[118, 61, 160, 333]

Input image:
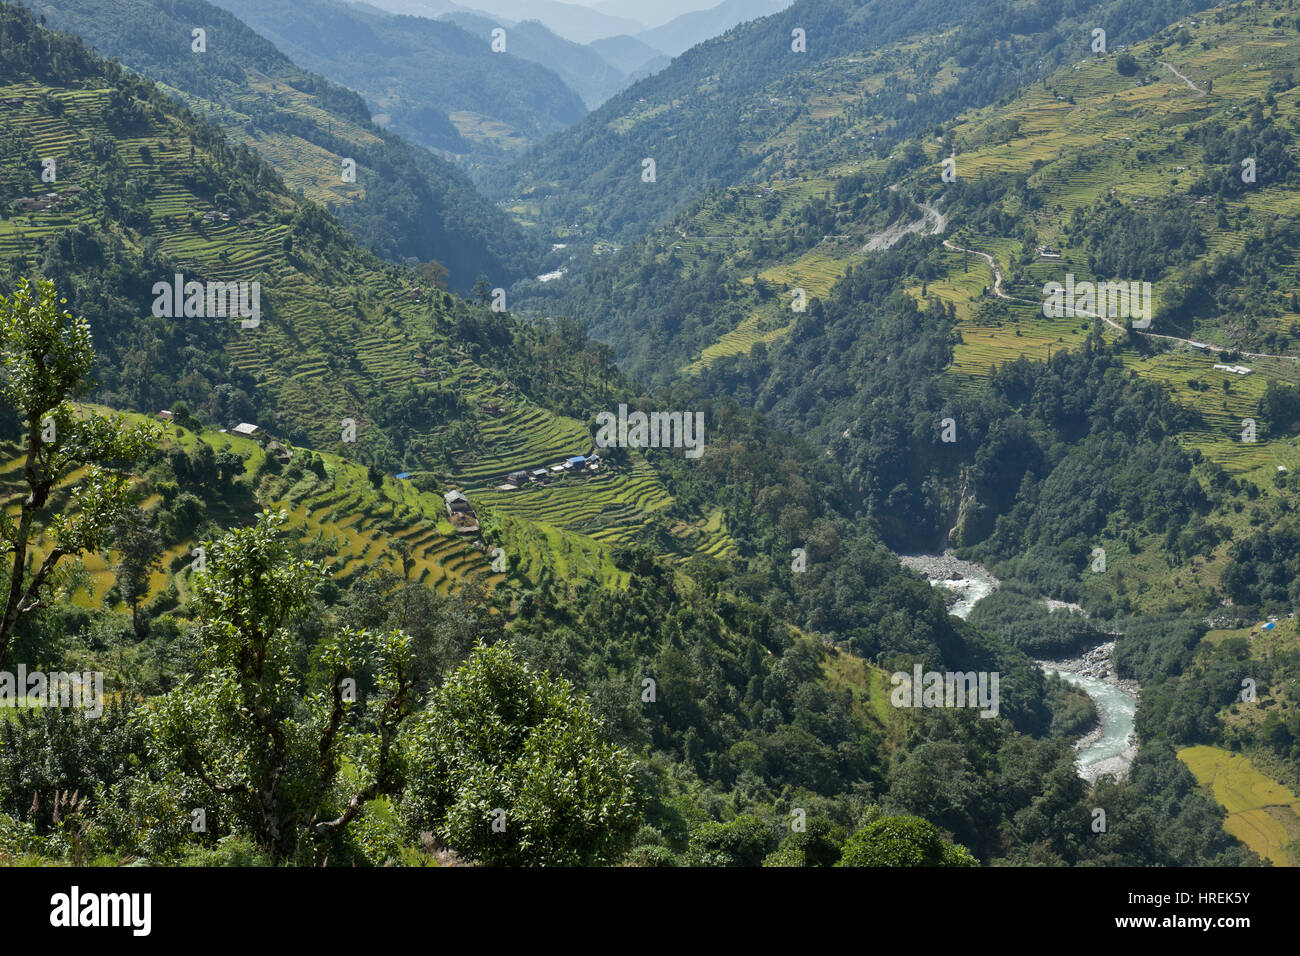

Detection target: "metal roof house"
[444, 490, 479, 534]
[232, 422, 260, 437]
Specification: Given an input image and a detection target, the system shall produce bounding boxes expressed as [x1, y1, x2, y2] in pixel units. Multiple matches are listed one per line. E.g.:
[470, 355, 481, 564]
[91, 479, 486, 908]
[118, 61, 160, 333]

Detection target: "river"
[898, 552, 1139, 781]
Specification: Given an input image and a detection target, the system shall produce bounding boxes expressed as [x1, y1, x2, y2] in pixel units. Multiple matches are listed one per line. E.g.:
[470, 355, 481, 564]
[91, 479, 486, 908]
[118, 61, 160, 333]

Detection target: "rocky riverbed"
[1040, 642, 1140, 782]
[898, 552, 1139, 781]
[898, 552, 999, 620]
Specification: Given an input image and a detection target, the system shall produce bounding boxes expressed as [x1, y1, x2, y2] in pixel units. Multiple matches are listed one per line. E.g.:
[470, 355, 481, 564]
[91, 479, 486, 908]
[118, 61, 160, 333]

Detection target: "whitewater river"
[898, 553, 1138, 781]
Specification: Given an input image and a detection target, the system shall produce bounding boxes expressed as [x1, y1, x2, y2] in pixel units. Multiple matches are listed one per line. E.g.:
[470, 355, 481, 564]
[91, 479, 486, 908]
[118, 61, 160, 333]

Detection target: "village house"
[444, 490, 479, 534]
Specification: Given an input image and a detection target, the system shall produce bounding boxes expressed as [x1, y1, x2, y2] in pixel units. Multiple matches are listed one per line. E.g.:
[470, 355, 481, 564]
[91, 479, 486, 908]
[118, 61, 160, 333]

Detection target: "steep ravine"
[898, 552, 1139, 781]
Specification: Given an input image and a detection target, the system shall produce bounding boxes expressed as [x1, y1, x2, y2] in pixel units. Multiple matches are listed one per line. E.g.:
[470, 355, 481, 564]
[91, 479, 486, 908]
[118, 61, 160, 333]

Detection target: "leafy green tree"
[137, 510, 418, 864]
[836, 815, 978, 867]
[109, 506, 163, 638]
[685, 814, 776, 867]
[1115, 53, 1140, 77]
[214, 449, 245, 490]
[763, 816, 846, 867]
[403, 642, 640, 866]
[1257, 380, 1300, 437]
[391, 538, 414, 580]
[0, 278, 156, 668]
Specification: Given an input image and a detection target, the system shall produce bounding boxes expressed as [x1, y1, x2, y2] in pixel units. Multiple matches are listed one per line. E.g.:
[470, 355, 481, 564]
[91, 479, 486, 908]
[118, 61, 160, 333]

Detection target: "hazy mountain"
[355, 0, 644, 42]
[589, 33, 668, 75]
[208, 0, 588, 160]
[637, 0, 795, 57]
[592, 0, 726, 30]
[441, 12, 629, 107]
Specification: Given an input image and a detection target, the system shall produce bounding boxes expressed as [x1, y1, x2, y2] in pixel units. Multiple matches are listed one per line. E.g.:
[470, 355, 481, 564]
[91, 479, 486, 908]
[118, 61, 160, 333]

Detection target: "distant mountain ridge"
[209, 0, 588, 160]
[439, 11, 629, 107]
[354, 0, 645, 43]
[637, 0, 795, 56]
[588, 33, 668, 75]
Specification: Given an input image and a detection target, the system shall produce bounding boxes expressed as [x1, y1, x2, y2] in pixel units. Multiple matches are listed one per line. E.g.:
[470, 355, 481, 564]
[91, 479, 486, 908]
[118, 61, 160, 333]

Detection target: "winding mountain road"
[939, 239, 1295, 362]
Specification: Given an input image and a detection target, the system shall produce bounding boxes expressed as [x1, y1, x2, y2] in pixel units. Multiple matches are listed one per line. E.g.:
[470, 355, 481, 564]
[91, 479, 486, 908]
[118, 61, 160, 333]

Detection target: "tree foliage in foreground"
[836, 815, 978, 867]
[0, 277, 156, 668]
[403, 642, 641, 866]
[137, 510, 418, 865]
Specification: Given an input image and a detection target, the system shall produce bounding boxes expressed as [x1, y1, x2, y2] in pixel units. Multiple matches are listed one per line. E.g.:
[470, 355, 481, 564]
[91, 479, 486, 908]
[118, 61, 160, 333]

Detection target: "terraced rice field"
[472, 460, 673, 547]
[685, 246, 855, 373]
[1179, 744, 1300, 867]
[449, 398, 590, 486]
[0, 410, 503, 618]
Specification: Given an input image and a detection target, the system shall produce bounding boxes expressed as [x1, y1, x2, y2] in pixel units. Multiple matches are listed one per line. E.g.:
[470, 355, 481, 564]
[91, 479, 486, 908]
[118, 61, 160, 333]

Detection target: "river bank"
[898, 551, 1139, 781]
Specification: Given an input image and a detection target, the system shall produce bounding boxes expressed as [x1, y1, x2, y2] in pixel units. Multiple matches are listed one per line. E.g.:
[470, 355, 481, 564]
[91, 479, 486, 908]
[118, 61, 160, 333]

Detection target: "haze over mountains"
[1, 0, 1299, 880]
[209, 0, 587, 159]
[358, 0, 647, 44]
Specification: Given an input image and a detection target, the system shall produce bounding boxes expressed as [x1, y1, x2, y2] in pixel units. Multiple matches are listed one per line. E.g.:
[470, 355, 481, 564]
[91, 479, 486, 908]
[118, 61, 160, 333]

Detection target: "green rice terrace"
[0, 408, 502, 610]
[0, 66, 737, 598]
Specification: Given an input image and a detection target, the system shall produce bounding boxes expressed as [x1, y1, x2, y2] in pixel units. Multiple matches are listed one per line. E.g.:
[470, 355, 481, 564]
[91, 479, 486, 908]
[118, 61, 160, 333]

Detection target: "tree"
[391, 537, 414, 580]
[214, 449, 245, 490]
[0, 278, 156, 668]
[137, 510, 418, 864]
[1116, 53, 1140, 77]
[1258, 380, 1300, 437]
[415, 260, 450, 291]
[836, 815, 978, 867]
[686, 815, 776, 867]
[109, 506, 162, 638]
[403, 642, 641, 866]
[762, 817, 846, 867]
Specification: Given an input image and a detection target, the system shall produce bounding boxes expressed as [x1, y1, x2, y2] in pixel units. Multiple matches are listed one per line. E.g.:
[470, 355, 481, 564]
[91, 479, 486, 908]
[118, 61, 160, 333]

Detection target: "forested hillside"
[35, 0, 545, 287]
